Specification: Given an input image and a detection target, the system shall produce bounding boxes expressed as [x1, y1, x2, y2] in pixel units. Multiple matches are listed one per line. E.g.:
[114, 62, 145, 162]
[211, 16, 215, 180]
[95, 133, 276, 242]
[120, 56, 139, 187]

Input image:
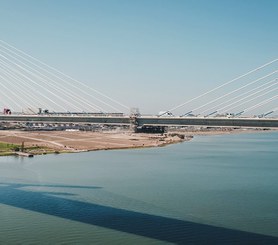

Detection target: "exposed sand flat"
[0, 128, 274, 155]
[0, 130, 187, 153]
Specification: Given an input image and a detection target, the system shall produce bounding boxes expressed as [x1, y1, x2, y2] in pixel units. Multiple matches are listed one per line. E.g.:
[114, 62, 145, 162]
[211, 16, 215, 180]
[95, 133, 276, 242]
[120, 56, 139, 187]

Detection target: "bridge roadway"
[0, 115, 278, 128]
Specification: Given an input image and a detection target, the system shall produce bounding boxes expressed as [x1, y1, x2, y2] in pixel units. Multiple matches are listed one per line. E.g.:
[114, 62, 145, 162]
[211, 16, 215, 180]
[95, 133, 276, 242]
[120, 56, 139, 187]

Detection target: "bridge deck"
[137, 116, 278, 128]
[0, 115, 278, 128]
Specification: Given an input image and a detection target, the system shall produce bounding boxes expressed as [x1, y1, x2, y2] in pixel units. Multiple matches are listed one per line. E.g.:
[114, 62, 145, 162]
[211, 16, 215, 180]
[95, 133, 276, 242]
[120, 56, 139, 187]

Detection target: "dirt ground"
[0, 128, 271, 154]
[0, 130, 187, 152]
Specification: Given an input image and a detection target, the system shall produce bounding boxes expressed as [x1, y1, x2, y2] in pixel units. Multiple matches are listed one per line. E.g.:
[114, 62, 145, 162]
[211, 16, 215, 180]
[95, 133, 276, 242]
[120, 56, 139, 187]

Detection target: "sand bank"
[0, 130, 187, 155]
[0, 128, 273, 156]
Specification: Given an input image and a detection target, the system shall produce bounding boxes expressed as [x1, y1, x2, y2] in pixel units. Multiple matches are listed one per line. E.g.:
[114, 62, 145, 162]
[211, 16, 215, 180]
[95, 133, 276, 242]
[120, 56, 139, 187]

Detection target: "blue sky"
[0, 0, 277, 114]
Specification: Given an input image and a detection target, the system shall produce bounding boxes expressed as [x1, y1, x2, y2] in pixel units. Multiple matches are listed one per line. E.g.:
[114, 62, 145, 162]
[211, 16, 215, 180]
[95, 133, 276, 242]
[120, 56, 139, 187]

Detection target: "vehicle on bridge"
[158, 111, 174, 117]
[3, 108, 11, 115]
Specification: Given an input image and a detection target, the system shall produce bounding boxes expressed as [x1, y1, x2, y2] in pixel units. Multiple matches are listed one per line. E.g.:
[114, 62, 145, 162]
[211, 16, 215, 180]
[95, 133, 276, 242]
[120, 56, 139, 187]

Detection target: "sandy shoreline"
[0, 130, 187, 155]
[0, 128, 275, 156]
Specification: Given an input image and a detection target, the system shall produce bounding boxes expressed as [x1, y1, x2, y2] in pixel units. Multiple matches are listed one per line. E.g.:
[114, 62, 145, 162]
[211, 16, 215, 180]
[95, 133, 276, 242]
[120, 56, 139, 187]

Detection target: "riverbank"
[0, 128, 274, 156]
[0, 130, 188, 156]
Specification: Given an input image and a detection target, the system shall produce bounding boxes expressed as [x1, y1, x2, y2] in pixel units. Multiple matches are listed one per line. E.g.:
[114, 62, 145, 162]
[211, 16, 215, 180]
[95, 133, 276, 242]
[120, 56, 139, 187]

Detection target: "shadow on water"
[0, 183, 102, 189]
[0, 183, 277, 244]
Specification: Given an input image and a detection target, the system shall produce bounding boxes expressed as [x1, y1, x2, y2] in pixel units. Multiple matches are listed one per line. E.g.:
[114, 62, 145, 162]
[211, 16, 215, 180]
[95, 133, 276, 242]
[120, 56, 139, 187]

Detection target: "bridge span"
[136, 116, 278, 128]
[0, 115, 278, 129]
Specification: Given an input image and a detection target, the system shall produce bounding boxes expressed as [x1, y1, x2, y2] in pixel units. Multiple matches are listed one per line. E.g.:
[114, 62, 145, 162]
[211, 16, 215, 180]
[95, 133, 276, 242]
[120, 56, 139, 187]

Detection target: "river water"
[0, 132, 277, 244]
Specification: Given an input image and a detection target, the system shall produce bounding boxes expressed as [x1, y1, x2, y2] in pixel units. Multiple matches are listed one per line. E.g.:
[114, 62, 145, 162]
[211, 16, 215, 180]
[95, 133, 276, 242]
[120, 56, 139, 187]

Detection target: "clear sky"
[0, 0, 277, 114]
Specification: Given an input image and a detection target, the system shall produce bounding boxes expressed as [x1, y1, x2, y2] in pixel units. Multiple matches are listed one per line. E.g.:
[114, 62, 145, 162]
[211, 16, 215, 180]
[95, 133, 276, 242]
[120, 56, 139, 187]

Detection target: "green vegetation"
[0, 142, 62, 156]
[0, 142, 19, 156]
[0, 142, 19, 151]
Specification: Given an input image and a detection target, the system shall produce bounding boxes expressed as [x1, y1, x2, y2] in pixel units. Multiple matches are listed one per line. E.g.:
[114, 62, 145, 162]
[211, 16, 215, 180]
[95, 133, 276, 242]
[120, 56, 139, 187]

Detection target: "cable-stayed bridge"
[0, 40, 277, 129]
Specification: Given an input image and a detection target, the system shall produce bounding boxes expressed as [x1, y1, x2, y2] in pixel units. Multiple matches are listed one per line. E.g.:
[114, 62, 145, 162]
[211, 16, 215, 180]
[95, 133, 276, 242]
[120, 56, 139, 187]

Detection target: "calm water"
[0, 132, 277, 244]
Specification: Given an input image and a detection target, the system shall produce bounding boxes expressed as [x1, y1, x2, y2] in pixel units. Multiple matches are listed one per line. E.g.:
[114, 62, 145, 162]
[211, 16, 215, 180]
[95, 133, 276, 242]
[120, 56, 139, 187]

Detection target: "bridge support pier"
[129, 116, 139, 133]
[135, 125, 167, 134]
[129, 116, 167, 133]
